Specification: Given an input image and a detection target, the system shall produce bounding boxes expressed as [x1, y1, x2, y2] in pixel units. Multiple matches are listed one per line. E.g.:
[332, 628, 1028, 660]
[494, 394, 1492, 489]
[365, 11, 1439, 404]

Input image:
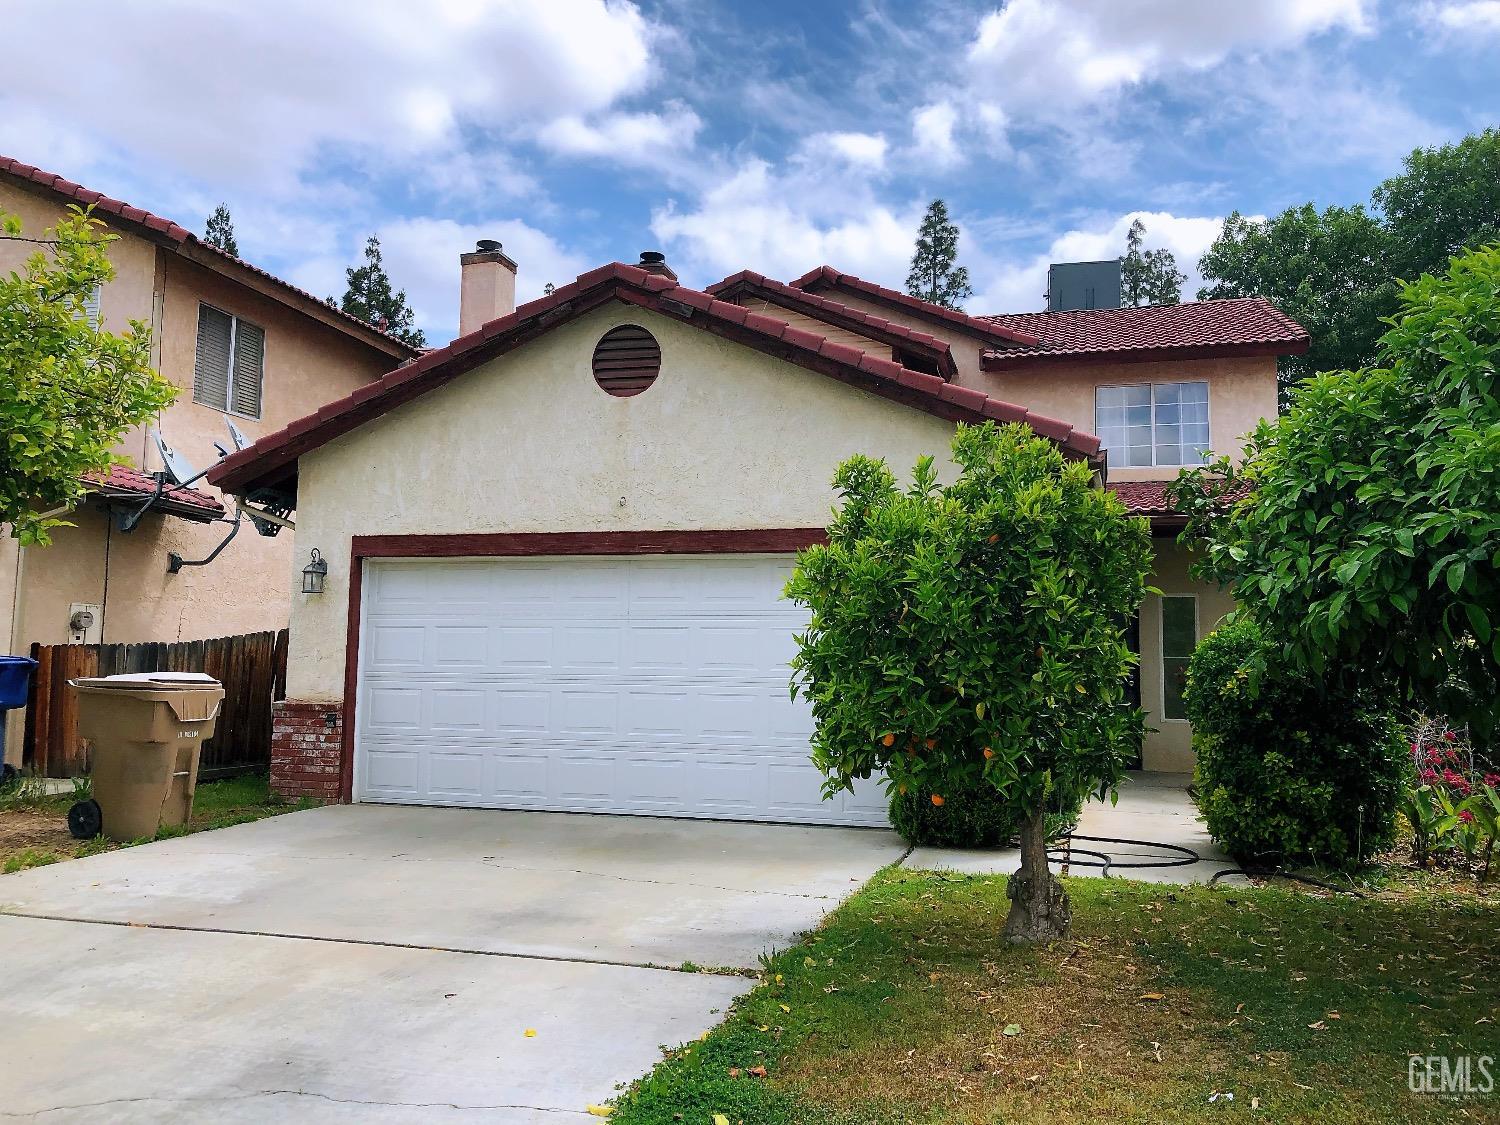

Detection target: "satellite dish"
[226, 418, 250, 451]
[151, 429, 200, 486]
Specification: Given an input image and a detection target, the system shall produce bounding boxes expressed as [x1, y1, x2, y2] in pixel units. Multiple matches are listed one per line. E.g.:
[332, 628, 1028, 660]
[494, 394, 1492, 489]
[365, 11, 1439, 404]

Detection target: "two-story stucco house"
[206, 248, 1306, 825]
[0, 156, 420, 760]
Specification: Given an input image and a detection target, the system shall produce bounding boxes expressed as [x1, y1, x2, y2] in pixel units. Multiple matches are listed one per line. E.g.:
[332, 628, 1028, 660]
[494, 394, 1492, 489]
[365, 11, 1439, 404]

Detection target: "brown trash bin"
[68, 672, 224, 842]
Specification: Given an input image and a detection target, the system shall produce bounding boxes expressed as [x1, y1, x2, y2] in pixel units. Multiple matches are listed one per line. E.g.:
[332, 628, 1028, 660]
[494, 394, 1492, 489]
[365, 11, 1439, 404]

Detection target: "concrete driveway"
[0, 806, 903, 1122]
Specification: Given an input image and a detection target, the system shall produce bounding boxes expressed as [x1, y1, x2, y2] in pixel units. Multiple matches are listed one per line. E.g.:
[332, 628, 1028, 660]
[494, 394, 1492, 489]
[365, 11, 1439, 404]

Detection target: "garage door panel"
[357, 556, 888, 827]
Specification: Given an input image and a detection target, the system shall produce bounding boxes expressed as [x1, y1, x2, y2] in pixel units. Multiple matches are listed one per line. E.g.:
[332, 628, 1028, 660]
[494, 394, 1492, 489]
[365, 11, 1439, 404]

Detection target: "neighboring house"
[208, 248, 1306, 825]
[0, 156, 419, 762]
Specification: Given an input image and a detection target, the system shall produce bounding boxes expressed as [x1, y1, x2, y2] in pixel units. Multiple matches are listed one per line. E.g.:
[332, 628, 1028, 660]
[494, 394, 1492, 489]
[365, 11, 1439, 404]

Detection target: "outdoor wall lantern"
[302, 548, 328, 594]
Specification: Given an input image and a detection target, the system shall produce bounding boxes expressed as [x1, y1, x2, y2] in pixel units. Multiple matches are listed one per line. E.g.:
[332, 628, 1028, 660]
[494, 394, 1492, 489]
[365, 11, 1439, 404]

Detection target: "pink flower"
[1458, 810, 1475, 824]
[1444, 730, 1457, 741]
[1420, 768, 1438, 784]
[1484, 773, 1500, 788]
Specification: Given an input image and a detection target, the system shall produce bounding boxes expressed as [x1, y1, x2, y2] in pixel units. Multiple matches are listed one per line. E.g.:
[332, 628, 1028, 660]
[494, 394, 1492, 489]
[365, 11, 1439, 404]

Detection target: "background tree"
[1120, 218, 1185, 306]
[203, 204, 239, 257]
[1374, 127, 1500, 282]
[1196, 205, 1395, 390]
[905, 200, 973, 310]
[787, 423, 1151, 942]
[1, 206, 177, 544]
[338, 235, 426, 348]
[1170, 244, 1500, 748]
[1197, 127, 1499, 393]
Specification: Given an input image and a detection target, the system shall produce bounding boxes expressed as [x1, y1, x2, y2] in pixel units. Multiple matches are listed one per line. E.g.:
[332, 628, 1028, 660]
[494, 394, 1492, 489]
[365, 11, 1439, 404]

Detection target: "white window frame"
[1095, 381, 1212, 468]
[1159, 594, 1199, 723]
[193, 301, 265, 420]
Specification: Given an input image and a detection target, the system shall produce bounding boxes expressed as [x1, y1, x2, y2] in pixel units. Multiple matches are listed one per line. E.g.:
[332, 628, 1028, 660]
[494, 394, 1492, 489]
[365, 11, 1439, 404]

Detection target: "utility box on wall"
[68, 603, 102, 645]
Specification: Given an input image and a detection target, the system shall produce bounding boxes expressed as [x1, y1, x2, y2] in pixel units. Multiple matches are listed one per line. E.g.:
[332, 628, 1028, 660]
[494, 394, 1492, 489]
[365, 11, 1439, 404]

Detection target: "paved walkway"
[908, 772, 1248, 884]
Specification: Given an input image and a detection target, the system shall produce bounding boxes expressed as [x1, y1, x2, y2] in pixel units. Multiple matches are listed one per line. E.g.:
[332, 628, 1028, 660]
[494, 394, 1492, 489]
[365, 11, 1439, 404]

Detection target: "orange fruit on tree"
[924, 737, 936, 750]
[880, 732, 896, 747]
[983, 747, 995, 759]
[930, 794, 945, 807]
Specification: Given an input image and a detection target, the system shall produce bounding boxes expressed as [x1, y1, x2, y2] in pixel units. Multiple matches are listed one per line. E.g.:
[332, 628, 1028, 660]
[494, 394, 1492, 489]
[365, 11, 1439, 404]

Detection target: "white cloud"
[650, 159, 920, 286]
[292, 217, 591, 346]
[970, 211, 1232, 314]
[967, 0, 1371, 111]
[798, 131, 888, 169]
[911, 103, 961, 167]
[536, 103, 703, 165]
[0, 0, 659, 186]
[1417, 0, 1500, 34]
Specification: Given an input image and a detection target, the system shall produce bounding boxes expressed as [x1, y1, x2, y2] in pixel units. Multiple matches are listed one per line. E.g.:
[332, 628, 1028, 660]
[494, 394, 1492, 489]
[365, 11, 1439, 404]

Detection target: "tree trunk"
[1002, 805, 1070, 944]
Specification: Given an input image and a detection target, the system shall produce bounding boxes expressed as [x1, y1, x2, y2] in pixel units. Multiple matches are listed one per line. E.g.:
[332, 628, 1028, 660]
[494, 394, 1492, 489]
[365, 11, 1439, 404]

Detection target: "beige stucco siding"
[983, 355, 1278, 482]
[0, 184, 393, 668]
[286, 302, 960, 700]
[1139, 536, 1235, 772]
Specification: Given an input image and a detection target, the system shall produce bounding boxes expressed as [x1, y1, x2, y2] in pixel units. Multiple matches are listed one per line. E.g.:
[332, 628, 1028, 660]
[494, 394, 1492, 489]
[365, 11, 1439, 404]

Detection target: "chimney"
[637, 250, 677, 281]
[459, 239, 518, 335]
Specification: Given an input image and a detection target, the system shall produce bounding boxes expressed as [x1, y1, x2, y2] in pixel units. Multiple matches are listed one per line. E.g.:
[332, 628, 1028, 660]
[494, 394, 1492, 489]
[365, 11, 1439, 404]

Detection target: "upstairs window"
[80, 283, 102, 327]
[193, 303, 265, 418]
[1095, 381, 1209, 467]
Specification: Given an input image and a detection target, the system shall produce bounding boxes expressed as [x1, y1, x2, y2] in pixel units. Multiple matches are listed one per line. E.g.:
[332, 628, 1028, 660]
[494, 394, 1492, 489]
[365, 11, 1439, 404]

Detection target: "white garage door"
[355, 555, 889, 826]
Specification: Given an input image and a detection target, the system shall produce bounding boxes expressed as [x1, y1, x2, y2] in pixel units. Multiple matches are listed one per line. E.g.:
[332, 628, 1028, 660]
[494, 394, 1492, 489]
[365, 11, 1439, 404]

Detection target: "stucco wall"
[0, 184, 394, 657]
[982, 355, 1279, 481]
[1139, 536, 1235, 772]
[782, 288, 1278, 482]
[285, 301, 960, 700]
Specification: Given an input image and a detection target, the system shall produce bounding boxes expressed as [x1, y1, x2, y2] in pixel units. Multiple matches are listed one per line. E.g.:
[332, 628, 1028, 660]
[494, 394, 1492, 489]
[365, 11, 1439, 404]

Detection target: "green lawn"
[612, 871, 1499, 1124]
[1, 772, 317, 873]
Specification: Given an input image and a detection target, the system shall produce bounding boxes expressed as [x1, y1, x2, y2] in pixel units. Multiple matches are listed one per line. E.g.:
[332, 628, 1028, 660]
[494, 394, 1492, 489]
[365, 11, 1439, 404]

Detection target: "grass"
[611, 870, 1499, 1124]
[0, 772, 319, 873]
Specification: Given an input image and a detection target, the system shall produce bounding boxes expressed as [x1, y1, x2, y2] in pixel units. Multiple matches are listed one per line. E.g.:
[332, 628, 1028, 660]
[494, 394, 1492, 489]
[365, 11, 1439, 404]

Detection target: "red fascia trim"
[708, 275, 959, 381]
[789, 265, 1043, 348]
[337, 527, 829, 800]
[982, 337, 1309, 373]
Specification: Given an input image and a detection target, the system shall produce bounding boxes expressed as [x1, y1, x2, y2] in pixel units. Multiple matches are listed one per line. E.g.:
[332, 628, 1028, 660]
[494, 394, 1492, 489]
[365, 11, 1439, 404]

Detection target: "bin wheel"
[68, 799, 102, 840]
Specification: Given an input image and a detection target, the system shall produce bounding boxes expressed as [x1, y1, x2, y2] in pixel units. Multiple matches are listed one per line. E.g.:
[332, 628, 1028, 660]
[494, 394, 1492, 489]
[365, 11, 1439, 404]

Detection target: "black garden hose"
[1047, 833, 1201, 878]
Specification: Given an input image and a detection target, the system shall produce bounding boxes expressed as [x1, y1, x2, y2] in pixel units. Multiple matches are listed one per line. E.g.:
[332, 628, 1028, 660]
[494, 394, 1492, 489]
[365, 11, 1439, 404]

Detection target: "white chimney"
[459, 239, 517, 335]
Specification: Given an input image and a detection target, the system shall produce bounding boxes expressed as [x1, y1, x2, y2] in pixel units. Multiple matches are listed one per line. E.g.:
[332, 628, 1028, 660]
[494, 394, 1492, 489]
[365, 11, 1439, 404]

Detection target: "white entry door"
[355, 555, 889, 826]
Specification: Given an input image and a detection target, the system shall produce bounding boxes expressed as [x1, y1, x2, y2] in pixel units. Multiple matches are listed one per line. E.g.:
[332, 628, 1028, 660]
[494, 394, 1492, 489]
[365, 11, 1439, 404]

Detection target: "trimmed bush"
[890, 772, 1084, 848]
[1186, 617, 1404, 868]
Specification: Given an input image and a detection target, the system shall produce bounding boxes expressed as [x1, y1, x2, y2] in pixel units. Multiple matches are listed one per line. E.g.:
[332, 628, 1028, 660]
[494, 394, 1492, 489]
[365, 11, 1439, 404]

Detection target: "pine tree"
[203, 204, 239, 257]
[339, 235, 426, 348]
[1120, 219, 1185, 306]
[905, 200, 973, 310]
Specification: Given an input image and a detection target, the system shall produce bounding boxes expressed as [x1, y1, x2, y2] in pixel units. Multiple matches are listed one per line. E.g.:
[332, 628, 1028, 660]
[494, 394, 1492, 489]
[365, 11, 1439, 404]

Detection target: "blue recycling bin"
[0, 655, 38, 780]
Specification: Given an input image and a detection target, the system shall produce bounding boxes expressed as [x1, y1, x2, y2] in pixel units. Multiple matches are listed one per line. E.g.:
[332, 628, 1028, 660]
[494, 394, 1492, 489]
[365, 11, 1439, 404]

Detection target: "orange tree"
[786, 423, 1152, 942]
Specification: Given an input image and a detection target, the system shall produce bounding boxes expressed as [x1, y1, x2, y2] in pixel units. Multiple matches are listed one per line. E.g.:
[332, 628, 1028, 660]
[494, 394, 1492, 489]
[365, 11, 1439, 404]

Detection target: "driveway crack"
[3, 1089, 592, 1118]
[0, 910, 756, 978]
[477, 858, 837, 899]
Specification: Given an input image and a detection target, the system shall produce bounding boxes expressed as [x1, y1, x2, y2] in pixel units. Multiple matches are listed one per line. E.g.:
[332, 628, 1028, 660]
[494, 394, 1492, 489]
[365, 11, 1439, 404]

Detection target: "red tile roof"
[83, 463, 225, 520]
[209, 262, 1103, 496]
[0, 154, 418, 359]
[981, 299, 1309, 369]
[1105, 480, 1179, 518]
[706, 270, 959, 379]
[789, 265, 1043, 347]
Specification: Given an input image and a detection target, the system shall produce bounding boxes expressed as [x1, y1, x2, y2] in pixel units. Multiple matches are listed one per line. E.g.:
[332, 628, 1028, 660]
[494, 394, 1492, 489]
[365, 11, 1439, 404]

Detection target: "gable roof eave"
[0, 155, 419, 360]
[208, 263, 1103, 498]
[706, 270, 960, 380]
[788, 265, 1044, 348]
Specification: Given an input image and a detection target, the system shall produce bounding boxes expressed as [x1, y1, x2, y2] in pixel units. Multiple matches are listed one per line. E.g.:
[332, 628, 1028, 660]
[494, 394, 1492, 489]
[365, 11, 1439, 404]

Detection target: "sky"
[2, 0, 1497, 344]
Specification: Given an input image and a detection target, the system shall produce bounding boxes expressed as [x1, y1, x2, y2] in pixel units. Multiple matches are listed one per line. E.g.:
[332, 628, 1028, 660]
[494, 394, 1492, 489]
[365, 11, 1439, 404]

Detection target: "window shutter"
[230, 319, 265, 418]
[193, 304, 233, 410]
[81, 284, 102, 328]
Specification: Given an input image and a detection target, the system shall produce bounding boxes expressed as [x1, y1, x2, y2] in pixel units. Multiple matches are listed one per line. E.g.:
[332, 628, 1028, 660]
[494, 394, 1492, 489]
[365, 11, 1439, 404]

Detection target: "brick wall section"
[271, 699, 345, 801]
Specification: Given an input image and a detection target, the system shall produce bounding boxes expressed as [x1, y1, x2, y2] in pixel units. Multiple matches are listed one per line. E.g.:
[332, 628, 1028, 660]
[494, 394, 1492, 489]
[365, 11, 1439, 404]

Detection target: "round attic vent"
[592, 324, 661, 397]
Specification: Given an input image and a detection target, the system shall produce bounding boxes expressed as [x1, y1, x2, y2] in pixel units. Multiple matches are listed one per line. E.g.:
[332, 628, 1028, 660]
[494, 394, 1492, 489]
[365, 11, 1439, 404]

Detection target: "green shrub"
[1186, 617, 1404, 868]
[889, 772, 1084, 848]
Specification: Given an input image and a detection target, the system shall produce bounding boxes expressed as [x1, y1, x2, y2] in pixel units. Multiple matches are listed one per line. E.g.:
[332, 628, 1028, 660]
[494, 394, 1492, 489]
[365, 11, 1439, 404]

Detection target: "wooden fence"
[23, 629, 288, 779]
